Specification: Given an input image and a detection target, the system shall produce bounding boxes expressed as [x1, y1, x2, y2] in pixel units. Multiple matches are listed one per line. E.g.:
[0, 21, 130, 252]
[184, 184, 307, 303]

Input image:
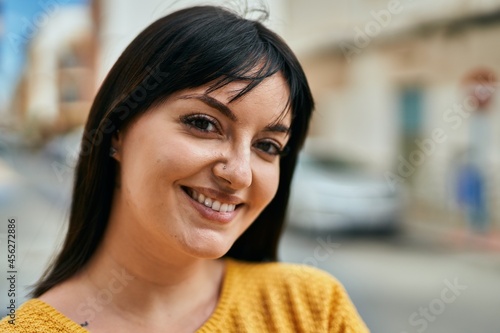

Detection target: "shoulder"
[227, 258, 342, 292]
[225, 258, 370, 332]
[0, 299, 88, 333]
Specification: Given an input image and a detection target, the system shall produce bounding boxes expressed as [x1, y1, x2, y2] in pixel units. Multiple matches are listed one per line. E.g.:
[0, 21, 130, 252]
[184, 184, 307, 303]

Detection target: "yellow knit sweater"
[0, 259, 369, 332]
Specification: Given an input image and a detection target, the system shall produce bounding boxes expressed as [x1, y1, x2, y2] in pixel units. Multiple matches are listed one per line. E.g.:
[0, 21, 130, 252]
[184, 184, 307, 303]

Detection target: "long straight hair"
[33, 5, 314, 297]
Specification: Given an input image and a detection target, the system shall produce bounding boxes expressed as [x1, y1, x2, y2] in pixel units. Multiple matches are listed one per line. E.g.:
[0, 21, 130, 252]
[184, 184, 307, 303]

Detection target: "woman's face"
[112, 73, 291, 259]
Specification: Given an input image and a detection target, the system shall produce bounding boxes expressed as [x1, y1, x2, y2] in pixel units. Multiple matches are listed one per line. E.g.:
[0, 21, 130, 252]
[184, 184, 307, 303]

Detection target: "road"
[1, 146, 499, 332]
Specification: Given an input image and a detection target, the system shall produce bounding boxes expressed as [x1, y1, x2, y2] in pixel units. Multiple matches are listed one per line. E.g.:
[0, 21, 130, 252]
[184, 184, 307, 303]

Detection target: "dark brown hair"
[33, 5, 314, 297]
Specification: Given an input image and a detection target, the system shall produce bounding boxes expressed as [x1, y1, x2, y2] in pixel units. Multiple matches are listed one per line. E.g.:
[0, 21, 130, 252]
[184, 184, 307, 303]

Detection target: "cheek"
[119, 145, 161, 215]
[155, 139, 214, 174]
[120, 134, 216, 201]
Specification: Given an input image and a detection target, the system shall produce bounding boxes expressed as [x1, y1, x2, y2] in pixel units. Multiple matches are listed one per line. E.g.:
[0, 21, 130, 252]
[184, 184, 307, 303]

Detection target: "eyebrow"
[179, 94, 237, 121]
[264, 123, 290, 134]
[178, 93, 291, 134]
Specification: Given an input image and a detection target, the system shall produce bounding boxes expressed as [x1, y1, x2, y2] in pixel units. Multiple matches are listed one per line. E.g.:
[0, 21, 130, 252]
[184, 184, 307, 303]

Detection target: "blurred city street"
[2, 1, 500, 332]
[1, 146, 500, 333]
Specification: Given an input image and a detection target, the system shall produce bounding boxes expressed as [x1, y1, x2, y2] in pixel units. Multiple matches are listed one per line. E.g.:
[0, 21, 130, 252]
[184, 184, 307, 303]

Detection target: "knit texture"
[0, 258, 369, 332]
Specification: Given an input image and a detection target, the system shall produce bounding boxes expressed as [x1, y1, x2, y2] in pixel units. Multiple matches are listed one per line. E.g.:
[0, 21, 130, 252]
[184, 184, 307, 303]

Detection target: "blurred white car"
[286, 154, 403, 233]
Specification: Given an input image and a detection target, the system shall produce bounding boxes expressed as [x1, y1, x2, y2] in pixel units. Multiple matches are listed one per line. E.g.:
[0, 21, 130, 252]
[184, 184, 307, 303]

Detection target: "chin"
[181, 234, 235, 260]
[186, 246, 230, 260]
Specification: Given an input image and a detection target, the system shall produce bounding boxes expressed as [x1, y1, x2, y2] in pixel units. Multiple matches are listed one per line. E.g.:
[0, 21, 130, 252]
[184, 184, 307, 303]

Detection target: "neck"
[73, 201, 225, 326]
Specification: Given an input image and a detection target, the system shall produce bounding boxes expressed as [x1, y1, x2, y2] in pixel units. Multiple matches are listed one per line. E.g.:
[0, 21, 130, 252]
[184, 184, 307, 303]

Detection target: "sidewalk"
[405, 198, 500, 249]
[0, 158, 22, 201]
[403, 198, 500, 269]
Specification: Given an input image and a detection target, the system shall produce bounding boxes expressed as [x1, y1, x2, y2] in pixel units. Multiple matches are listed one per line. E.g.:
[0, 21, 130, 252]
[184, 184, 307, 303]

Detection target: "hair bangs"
[205, 40, 283, 101]
[203, 31, 292, 127]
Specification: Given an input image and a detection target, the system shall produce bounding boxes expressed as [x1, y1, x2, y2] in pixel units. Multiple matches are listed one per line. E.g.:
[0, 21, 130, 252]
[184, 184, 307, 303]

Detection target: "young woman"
[1, 5, 369, 332]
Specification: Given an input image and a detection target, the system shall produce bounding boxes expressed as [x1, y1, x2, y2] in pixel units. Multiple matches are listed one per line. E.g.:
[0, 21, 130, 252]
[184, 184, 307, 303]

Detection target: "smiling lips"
[186, 188, 239, 213]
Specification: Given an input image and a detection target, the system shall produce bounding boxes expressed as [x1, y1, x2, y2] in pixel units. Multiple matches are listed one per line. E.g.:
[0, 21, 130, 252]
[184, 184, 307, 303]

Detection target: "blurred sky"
[0, 0, 88, 112]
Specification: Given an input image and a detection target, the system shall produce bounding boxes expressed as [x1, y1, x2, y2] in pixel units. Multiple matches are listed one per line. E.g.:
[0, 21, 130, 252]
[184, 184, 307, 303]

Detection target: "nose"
[213, 146, 253, 190]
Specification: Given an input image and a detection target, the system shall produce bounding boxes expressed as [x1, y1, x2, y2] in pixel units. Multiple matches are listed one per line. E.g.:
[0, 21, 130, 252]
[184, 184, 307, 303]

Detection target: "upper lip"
[183, 186, 245, 206]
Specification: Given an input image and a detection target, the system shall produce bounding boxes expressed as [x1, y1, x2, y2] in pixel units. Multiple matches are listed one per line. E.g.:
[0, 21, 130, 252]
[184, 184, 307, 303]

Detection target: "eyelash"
[181, 114, 219, 133]
[180, 113, 288, 157]
[254, 141, 287, 157]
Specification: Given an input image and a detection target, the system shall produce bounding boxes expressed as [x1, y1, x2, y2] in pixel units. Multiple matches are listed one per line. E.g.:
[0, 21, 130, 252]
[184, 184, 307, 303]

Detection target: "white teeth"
[212, 201, 221, 211]
[198, 193, 205, 204]
[188, 189, 238, 212]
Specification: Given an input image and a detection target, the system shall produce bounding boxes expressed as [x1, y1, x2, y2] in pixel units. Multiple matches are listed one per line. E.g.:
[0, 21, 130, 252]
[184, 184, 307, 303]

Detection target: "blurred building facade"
[10, 4, 95, 140]
[285, 0, 500, 230]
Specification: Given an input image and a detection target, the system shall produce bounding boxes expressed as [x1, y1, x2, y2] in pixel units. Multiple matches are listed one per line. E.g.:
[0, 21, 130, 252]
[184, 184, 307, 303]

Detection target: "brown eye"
[181, 114, 219, 133]
[193, 119, 212, 131]
[255, 140, 283, 156]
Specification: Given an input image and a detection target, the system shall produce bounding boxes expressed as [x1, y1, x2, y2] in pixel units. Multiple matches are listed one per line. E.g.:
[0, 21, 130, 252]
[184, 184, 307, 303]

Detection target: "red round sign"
[462, 69, 497, 110]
